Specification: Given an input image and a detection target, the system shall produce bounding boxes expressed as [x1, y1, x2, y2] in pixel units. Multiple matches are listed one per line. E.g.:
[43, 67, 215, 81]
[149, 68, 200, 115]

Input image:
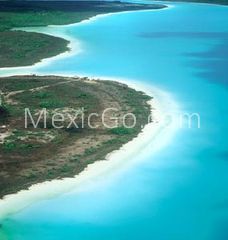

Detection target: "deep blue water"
[0, 2, 228, 240]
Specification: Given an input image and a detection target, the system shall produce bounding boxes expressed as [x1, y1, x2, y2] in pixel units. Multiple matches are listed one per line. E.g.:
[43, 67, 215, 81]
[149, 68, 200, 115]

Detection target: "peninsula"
[0, 75, 152, 198]
[0, 1, 166, 68]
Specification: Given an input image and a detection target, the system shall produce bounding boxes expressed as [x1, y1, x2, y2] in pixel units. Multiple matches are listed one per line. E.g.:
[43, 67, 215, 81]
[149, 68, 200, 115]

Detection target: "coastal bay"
[0, 1, 166, 68]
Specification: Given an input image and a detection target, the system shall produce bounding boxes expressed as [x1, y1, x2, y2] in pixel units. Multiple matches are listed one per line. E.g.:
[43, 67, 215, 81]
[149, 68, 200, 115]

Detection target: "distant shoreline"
[0, 1, 166, 68]
[155, 0, 228, 6]
[0, 5, 170, 76]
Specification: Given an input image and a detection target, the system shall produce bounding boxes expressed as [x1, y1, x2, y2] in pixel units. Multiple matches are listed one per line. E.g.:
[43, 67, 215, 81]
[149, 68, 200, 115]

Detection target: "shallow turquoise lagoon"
[1, 2, 228, 240]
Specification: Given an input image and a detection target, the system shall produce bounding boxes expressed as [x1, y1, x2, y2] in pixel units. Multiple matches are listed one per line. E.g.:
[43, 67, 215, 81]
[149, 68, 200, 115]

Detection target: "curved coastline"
[0, 4, 180, 219]
[0, 79, 180, 219]
[0, 5, 171, 76]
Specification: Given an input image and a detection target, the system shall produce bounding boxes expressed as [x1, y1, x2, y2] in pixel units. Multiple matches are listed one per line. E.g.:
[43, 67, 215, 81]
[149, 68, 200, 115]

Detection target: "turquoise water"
[1, 2, 228, 240]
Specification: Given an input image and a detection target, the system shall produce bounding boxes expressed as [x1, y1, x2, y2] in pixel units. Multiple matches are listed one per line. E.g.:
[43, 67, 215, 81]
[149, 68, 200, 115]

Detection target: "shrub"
[109, 127, 135, 135]
[0, 105, 9, 118]
[3, 142, 16, 151]
[84, 147, 96, 155]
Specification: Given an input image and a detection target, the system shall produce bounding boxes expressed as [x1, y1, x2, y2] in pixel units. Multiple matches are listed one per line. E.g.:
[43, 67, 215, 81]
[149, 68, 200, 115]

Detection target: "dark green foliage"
[0, 105, 9, 118]
[3, 141, 40, 152]
[39, 99, 65, 109]
[0, 1, 165, 67]
[0, 31, 69, 67]
[34, 91, 52, 99]
[109, 127, 136, 135]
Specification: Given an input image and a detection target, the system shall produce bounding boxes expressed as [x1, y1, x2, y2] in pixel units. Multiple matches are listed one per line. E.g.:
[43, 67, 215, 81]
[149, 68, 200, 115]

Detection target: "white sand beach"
[0, 78, 180, 219]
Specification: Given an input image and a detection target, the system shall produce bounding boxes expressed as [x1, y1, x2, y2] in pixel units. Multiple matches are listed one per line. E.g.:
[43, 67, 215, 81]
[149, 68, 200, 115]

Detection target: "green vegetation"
[0, 75, 152, 198]
[0, 31, 69, 67]
[0, 105, 9, 118]
[84, 147, 97, 156]
[0, 10, 99, 32]
[0, 1, 165, 68]
[0, 94, 10, 124]
[39, 99, 65, 109]
[3, 141, 40, 152]
[110, 127, 136, 135]
[2, 129, 55, 152]
[34, 91, 52, 99]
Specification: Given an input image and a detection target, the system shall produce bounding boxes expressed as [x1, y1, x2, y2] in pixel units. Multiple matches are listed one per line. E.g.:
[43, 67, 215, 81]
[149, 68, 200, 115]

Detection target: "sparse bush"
[84, 147, 96, 155]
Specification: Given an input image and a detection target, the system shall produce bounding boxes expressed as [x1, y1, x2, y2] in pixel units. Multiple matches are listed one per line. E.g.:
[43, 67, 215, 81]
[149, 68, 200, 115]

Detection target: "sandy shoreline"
[0, 4, 180, 219]
[0, 79, 179, 219]
[0, 5, 172, 76]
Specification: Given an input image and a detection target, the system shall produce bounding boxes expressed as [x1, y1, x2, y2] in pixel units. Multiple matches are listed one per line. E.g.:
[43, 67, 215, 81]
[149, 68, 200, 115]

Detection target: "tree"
[0, 92, 9, 119]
